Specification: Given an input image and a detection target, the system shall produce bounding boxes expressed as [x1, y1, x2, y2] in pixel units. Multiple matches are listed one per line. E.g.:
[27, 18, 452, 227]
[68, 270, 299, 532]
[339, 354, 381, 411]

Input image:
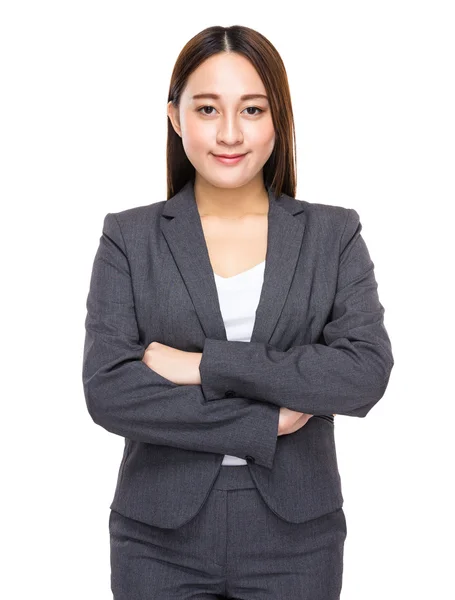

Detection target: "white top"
[213, 260, 266, 465]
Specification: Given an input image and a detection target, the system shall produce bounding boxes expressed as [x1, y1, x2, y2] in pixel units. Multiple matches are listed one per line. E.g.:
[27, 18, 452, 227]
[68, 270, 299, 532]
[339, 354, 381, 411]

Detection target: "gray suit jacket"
[82, 178, 394, 529]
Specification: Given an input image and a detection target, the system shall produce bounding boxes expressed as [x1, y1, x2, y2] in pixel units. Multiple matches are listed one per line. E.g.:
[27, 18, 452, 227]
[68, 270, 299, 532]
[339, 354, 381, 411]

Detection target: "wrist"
[192, 352, 203, 385]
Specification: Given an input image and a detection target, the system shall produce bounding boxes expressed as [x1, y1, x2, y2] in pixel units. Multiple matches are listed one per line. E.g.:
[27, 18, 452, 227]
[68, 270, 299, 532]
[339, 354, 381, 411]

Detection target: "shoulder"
[99, 200, 167, 255]
[290, 196, 361, 248]
[109, 200, 167, 231]
[101, 200, 167, 241]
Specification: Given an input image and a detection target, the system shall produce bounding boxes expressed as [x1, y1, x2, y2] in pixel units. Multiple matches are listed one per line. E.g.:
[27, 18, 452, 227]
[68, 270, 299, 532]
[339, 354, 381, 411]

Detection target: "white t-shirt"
[213, 260, 266, 466]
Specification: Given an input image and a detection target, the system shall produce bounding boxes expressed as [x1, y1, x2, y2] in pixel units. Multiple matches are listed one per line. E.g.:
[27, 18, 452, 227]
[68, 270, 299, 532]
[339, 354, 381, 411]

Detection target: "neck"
[194, 175, 269, 219]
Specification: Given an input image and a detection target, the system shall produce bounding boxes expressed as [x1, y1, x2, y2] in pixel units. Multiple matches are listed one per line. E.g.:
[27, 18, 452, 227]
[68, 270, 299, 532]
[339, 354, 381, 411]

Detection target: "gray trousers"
[109, 465, 347, 599]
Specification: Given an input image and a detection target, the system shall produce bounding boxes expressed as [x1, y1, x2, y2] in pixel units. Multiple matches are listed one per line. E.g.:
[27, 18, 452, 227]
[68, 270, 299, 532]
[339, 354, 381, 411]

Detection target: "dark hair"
[166, 25, 297, 200]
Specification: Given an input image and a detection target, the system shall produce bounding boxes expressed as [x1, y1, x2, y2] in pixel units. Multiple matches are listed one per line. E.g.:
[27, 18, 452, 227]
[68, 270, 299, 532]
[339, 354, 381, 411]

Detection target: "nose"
[216, 114, 244, 146]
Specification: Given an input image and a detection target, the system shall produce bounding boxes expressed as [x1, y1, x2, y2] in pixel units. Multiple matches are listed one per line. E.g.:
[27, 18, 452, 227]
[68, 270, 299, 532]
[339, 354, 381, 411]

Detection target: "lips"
[213, 153, 246, 158]
[211, 152, 248, 165]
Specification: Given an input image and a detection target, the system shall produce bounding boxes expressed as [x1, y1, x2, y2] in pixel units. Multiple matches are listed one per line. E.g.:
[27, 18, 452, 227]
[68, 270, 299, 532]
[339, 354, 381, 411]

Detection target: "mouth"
[211, 152, 248, 165]
[213, 153, 246, 158]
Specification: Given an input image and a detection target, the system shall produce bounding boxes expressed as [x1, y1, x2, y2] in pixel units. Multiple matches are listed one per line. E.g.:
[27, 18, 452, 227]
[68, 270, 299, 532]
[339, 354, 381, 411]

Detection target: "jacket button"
[245, 455, 255, 463]
[224, 390, 236, 398]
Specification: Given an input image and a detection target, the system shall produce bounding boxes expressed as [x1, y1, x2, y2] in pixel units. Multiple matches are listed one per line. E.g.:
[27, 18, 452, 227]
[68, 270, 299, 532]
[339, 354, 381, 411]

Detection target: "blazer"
[82, 178, 394, 529]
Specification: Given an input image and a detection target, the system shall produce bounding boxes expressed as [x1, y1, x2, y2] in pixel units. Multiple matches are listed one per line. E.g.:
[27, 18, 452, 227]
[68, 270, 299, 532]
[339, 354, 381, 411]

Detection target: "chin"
[208, 175, 253, 189]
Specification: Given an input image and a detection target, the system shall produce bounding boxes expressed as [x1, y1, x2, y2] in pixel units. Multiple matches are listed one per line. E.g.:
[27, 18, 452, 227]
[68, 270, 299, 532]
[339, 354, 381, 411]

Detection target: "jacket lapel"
[160, 179, 307, 345]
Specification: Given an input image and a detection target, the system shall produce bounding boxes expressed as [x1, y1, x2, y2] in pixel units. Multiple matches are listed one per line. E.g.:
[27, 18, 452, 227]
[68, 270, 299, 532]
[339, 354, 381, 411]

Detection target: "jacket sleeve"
[82, 212, 279, 469]
[199, 209, 394, 418]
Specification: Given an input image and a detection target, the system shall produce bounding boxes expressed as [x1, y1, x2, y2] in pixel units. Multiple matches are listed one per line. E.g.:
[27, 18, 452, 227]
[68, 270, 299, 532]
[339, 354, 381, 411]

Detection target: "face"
[167, 52, 276, 189]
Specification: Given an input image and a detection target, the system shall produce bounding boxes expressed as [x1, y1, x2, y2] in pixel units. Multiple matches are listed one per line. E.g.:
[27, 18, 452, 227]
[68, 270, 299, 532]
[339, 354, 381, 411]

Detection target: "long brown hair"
[166, 25, 297, 200]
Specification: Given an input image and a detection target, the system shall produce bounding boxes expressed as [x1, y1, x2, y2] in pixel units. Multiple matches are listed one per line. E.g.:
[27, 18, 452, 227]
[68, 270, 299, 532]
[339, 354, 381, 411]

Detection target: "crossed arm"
[83, 209, 393, 470]
[142, 342, 337, 418]
[82, 212, 280, 469]
[146, 208, 394, 418]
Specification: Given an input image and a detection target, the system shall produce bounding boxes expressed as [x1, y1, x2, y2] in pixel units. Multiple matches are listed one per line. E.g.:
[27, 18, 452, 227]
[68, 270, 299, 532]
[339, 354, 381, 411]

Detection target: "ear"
[167, 101, 182, 137]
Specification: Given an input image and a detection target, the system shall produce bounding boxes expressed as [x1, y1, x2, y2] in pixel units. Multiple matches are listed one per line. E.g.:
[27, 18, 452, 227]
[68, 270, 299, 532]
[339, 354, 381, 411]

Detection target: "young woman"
[83, 24, 394, 600]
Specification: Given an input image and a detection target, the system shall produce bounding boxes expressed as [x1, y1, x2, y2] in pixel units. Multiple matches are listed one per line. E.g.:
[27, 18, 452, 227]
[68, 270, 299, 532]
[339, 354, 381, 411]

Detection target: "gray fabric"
[109, 465, 347, 599]
[82, 178, 394, 529]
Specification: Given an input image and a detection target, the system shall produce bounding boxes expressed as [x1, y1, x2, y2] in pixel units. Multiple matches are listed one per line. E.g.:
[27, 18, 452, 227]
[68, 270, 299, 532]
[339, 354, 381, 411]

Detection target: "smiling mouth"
[211, 153, 248, 165]
[213, 153, 247, 158]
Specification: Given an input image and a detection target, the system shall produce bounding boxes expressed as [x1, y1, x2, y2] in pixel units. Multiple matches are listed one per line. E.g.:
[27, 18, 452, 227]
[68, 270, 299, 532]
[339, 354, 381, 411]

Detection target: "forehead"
[184, 53, 267, 99]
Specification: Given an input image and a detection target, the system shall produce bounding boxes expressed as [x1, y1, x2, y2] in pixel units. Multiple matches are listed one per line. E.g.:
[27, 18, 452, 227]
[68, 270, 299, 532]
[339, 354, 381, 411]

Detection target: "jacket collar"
[160, 178, 307, 344]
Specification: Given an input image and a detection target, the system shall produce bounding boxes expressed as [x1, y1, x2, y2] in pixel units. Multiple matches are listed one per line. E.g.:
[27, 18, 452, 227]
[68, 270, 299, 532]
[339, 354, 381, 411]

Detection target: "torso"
[200, 214, 268, 279]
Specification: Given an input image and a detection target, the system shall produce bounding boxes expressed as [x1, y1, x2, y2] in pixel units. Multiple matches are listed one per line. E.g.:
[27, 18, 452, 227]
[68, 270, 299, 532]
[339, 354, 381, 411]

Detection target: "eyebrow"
[191, 93, 269, 101]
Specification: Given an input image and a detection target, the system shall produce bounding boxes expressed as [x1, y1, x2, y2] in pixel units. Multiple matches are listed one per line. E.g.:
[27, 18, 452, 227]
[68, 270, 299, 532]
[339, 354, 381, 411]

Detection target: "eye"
[243, 106, 263, 116]
[197, 105, 217, 116]
[196, 105, 264, 116]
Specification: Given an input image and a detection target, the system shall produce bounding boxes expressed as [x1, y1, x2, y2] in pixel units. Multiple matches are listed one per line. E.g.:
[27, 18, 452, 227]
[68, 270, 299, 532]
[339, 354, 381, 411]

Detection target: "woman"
[83, 25, 394, 600]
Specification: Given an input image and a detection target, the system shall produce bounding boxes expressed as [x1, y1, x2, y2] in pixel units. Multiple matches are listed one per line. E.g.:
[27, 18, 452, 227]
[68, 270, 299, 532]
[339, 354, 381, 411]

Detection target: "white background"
[1, 1, 454, 598]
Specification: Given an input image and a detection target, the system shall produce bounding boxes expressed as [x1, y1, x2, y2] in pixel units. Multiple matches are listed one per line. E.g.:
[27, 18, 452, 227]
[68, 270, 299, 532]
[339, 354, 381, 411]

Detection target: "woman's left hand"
[142, 341, 202, 385]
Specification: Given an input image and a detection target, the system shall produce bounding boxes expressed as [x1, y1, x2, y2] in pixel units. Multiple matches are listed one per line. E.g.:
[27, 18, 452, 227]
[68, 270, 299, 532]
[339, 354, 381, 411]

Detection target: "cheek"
[248, 120, 275, 150]
[251, 132, 275, 164]
[181, 115, 212, 151]
[263, 128, 276, 158]
[264, 131, 276, 153]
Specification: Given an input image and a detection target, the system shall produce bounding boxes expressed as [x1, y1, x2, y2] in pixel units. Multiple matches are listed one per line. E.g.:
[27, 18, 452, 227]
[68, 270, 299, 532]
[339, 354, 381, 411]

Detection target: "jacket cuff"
[199, 337, 240, 401]
[199, 337, 279, 469]
[244, 400, 280, 469]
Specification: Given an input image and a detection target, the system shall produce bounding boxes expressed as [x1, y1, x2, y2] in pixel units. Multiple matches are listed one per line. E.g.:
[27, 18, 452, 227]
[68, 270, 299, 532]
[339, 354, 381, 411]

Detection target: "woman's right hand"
[277, 407, 314, 436]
